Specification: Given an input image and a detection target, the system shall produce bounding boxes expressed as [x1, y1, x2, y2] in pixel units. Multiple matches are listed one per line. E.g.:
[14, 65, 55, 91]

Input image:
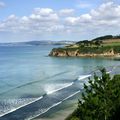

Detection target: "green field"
[103, 42, 120, 46]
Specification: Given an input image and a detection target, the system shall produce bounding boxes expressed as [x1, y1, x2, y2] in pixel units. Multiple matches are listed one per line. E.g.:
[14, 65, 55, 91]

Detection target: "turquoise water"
[0, 45, 119, 120]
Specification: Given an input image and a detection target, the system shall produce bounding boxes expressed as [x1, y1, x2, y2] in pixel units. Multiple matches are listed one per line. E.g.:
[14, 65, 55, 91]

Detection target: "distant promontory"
[49, 35, 120, 58]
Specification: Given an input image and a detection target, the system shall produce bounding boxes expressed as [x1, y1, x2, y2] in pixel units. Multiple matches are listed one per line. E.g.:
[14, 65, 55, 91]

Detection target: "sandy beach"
[34, 106, 76, 120]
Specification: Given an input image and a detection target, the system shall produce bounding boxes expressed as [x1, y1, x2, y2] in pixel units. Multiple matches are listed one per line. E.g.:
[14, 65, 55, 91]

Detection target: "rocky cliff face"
[49, 48, 117, 57]
[49, 49, 79, 57]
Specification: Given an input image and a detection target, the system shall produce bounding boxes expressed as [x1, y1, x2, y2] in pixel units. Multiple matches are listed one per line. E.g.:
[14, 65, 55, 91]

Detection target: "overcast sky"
[0, 0, 120, 42]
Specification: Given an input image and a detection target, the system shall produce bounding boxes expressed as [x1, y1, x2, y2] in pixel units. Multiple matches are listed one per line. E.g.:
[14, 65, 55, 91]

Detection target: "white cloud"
[33, 8, 54, 15]
[0, 8, 62, 34]
[76, 3, 92, 9]
[0, 2, 120, 41]
[80, 14, 92, 21]
[0, 1, 5, 8]
[59, 9, 75, 16]
[30, 8, 59, 21]
[7, 14, 18, 20]
[66, 2, 120, 32]
[65, 17, 79, 25]
[90, 2, 120, 20]
[65, 14, 92, 26]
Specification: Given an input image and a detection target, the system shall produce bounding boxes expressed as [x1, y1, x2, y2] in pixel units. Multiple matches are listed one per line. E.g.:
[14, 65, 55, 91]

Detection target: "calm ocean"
[0, 45, 119, 120]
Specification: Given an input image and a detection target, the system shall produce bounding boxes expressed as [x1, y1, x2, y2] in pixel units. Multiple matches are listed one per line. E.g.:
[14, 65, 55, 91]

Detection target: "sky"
[0, 0, 120, 42]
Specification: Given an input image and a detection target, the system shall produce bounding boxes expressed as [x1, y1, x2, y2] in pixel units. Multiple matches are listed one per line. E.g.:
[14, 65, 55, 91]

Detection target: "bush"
[67, 68, 120, 120]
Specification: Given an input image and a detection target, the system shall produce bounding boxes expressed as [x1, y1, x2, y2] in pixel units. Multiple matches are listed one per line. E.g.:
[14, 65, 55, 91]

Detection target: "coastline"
[49, 37, 120, 58]
[49, 46, 120, 58]
[49, 49, 120, 58]
[37, 106, 75, 120]
[33, 93, 81, 120]
[34, 100, 77, 120]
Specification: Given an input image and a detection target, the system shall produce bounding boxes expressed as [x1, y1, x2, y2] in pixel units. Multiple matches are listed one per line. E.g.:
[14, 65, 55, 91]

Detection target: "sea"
[0, 44, 120, 120]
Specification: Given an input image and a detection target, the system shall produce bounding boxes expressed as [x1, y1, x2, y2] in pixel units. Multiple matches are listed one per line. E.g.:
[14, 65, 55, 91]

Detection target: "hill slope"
[49, 35, 120, 57]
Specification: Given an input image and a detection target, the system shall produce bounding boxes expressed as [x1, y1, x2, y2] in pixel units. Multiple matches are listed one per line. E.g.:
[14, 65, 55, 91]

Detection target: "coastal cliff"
[49, 48, 117, 57]
[49, 35, 120, 57]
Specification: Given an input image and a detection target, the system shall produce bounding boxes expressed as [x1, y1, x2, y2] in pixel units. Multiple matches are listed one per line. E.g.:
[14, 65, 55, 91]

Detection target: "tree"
[68, 68, 120, 120]
[94, 40, 102, 47]
[92, 35, 113, 41]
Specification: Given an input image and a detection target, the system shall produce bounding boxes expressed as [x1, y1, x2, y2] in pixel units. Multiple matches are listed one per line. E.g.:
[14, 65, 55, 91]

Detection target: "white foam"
[26, 101, 62, 120]
[0, 82, 74, 118]
[0, 96, 43, 117]
[78, 75, 91, 80]
[47, 82, 74, 95]
[27, 90, 81, 120]
[0, 74, 89, 118]
[0, 98, 37, 114]
[62, 90, 81, 101]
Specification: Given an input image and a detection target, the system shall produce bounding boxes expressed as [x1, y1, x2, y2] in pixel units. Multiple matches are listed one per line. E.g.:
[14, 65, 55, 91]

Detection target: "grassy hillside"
[72, 35, 120, 48]
[49, 35, 120, 57]
[53, 45, 120, 54]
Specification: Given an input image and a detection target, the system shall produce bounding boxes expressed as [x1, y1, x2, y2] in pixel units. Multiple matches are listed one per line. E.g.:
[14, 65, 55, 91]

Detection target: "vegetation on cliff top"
[51, 45, 120, 54]
[66, 68, 120, 120]
[49, 35, 120, 56]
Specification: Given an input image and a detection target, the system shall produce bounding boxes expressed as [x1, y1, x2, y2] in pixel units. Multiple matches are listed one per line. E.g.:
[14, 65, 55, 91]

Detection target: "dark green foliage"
[92, 35, 120, 41]
[76, 35, 120, 45]
[94, 40, 102, 47]
[76, 40, 89, 45]
[92, 35, 113, 41]
[76, 40, 98, 47]
[67, 68, 120, 120]
[54, 45, 120, 54]
[114, 35, 120, 39]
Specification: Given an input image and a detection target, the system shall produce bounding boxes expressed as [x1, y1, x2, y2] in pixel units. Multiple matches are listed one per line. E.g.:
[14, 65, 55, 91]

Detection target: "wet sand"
[34, 105, 76, 120]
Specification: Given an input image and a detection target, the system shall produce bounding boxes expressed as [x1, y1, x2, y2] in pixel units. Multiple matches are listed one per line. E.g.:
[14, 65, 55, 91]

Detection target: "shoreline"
[33, 94, 81, 120]
[34, 102, 77, 120]
[48, 48, 120, 58]
[49, 53, 120, 59]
